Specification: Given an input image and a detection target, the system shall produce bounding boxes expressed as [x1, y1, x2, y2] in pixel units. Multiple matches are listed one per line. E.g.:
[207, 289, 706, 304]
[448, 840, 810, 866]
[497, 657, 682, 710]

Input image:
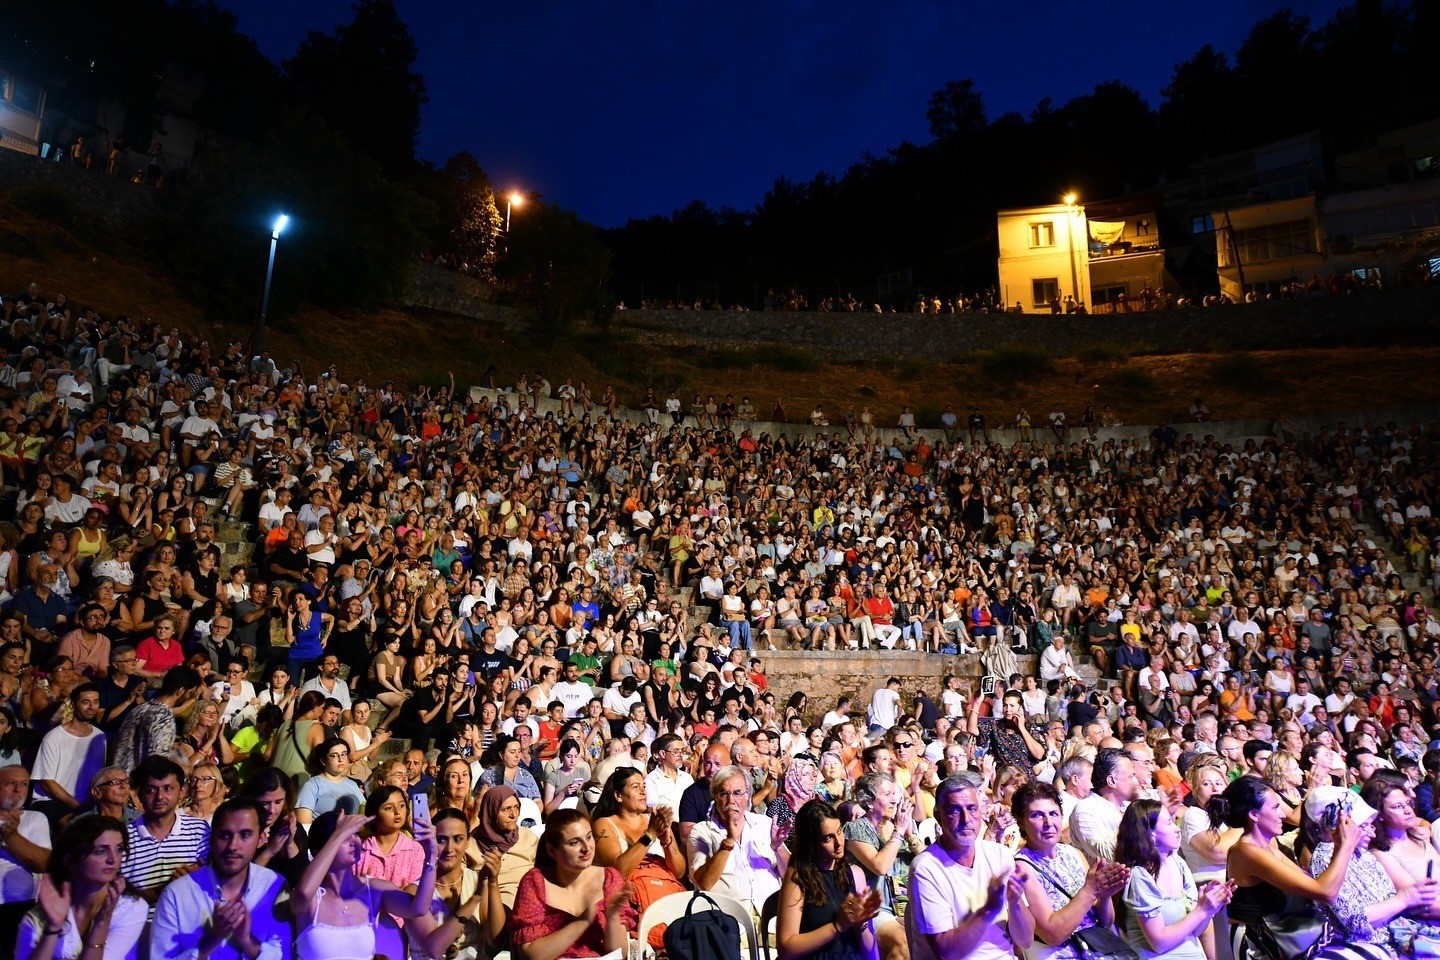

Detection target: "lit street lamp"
[505, 191, 525, 232]
[1063, 192, 1081, 310]
[255, 213, 288, 355]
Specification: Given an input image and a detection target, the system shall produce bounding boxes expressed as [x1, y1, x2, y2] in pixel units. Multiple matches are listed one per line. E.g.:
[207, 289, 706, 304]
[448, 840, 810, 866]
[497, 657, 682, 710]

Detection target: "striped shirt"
[121, 813, 210, 902]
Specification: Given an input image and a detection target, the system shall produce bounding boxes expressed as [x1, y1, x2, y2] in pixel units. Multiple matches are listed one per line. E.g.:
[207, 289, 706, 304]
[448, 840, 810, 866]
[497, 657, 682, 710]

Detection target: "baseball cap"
[1303, 785, 1378, 829]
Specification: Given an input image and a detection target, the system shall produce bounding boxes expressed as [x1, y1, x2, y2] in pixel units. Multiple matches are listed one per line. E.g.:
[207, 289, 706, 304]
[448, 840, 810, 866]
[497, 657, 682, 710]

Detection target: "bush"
[1101, 365, 1156, 395]
[1074, 341, 1131, 363]
[761, 344, 821, 372]
[4, 183, 76, 227]
[696, 344, 820, 372]
[1209, 351, 1273, 392]
[975, 344, 1053, 382]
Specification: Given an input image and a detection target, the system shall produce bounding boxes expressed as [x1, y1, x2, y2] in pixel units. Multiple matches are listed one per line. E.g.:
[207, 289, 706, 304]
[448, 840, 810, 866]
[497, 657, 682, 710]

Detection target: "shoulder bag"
[1014, 852, 1140, 960]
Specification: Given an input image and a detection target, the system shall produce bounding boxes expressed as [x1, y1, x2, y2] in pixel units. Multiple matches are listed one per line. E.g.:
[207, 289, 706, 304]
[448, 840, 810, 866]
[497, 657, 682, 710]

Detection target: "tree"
[926, 79, 988, 143]
[155, 110, 435, 325]
[284, 0, 428, 177]
[411, 151, 504, 273]
[495, 204, 612, 342]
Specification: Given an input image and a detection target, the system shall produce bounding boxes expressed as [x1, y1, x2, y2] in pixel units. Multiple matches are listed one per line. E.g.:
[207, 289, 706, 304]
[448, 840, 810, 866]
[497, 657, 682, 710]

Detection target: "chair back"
[634, 889, 760, 960]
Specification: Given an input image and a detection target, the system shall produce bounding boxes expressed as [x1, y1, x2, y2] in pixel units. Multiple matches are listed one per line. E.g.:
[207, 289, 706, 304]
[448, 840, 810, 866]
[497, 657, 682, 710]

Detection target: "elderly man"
[908, 774, 1033, 960]
[0, 765, 52, 944]
[1069, 747, 1141, 862]
[688, 764, 783, 911]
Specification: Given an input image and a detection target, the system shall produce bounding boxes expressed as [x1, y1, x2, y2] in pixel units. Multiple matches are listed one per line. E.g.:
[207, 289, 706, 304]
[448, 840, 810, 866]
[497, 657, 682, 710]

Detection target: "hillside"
[3, 199, 1439, 427]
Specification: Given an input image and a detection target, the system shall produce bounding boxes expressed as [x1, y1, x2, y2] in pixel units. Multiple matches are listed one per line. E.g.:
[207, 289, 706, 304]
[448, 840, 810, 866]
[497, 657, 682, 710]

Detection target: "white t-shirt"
[0, 810, 50, 903]
[31, 724, 108, 804]
[553, 680, 594, 718]
[868, 687, 901, 730]
[909, 839, 1016, 960]
[942, 690, 966, 718]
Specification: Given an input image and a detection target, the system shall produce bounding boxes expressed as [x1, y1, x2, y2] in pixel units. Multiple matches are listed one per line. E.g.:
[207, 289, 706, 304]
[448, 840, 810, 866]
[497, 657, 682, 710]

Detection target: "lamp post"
[255, 213, 288, 355]
[1063, 192, 1081, 311]
[505, 191, 525, 233]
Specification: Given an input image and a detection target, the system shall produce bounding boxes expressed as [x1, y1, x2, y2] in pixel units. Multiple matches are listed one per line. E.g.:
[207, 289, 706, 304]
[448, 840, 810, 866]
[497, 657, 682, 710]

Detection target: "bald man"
[678, 742, 730, 851]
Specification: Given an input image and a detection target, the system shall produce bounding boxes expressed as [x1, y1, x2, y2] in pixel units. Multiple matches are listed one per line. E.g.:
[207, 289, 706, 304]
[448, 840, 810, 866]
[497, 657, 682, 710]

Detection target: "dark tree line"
[0, 1, 593, 326]
[603, 1, 1440, 307]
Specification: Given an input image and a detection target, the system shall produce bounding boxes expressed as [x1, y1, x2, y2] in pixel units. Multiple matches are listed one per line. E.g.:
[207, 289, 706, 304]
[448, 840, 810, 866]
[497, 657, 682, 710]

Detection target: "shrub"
[1074, 341, 1131, 363]
[1209, 351, 1273, 392]
[761, 344, 821, 372]
[4, 183, 76, 227]
[1101, 365, 1156, 395]
[976, 344, 1053, 382]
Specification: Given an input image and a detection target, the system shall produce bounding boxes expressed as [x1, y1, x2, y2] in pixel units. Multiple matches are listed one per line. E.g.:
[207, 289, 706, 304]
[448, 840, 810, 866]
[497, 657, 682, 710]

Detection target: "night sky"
[221, 0, 1346, 228]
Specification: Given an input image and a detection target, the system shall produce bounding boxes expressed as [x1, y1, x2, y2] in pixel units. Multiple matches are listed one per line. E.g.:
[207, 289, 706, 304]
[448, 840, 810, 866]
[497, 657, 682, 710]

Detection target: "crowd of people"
[0, 275, 1439, 960]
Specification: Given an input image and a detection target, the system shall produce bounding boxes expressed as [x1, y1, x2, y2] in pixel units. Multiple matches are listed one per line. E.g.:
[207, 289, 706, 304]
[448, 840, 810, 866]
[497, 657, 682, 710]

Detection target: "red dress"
[509, 865, 637, 959]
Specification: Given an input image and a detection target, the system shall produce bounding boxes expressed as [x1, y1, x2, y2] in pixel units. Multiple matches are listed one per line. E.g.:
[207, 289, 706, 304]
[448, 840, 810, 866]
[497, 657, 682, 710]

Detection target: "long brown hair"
[1114, 798, 1164, 875]
[790, 799, 853, 906]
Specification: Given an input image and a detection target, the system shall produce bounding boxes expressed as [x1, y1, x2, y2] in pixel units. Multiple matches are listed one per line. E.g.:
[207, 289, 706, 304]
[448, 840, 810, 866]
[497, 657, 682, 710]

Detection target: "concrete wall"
[467, 384, 1440, 450]
[611, 285, 1440, 362]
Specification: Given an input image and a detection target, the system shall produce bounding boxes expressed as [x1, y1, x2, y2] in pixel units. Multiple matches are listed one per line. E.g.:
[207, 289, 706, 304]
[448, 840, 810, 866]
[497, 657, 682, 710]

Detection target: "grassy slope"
[4, 202, 1439, 426]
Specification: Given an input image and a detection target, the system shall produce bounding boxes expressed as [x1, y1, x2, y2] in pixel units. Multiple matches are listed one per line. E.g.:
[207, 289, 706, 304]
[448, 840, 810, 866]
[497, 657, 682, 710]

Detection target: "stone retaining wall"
[466, 385, 1440, 449]
[614, 287, 1440, 361]
[753, 649, 1042, 711]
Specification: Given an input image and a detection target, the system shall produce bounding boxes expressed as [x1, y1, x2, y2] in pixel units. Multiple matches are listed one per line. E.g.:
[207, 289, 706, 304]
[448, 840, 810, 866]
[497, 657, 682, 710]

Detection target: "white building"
[997, 197, 1171, 313]
[0, 68, 46, 156]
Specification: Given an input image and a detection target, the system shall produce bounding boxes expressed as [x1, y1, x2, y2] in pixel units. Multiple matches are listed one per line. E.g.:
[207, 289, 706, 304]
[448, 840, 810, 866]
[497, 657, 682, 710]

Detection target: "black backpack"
[661, 891, 743, 960]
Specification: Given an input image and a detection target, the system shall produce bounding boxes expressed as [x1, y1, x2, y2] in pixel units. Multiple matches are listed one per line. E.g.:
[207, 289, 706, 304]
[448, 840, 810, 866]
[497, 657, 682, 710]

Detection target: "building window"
[1032, 278, 1059, 307]
[1029, 221, 1055, 248]
[1223, 219, 1316, 266]
[1191, 214, 1214, 235]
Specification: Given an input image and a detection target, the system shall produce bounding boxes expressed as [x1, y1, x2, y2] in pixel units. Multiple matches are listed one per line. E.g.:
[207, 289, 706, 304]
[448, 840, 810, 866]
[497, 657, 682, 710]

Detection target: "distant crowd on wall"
[618, 265, 1435, 316]
[1, 273, 1440, 960]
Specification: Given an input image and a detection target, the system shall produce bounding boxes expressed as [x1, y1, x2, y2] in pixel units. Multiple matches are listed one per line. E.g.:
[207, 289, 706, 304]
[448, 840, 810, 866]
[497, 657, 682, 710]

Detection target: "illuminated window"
[1029, 222, 1055, 248]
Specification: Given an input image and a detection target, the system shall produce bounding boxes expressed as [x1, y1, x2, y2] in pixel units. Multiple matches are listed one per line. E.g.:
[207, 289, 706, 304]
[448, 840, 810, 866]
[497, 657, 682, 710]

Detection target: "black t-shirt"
[267, 545, 309, 580]
[678, 778, 712, 826]
[470, 648, 511, 682]
[97, 676, 146, 731]
[1067, 698, 1099, 730]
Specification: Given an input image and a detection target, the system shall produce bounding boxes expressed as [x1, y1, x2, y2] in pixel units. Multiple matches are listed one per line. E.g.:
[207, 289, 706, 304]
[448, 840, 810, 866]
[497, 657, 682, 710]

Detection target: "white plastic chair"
[634, 889, 760, 960]
[516, 797, 543, 831]
[557, 795, 579, 810]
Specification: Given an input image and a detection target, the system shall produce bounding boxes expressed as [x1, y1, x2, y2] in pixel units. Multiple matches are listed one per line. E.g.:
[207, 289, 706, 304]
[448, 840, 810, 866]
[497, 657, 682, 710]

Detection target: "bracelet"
[43, 928, 64, 937]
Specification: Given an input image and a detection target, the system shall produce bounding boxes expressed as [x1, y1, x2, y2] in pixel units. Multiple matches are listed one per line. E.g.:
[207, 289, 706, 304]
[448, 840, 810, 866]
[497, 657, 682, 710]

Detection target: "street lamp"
[255, 213, 288, 355]
[1063, 192, 1081, 311]
[505, 191, 525, 232]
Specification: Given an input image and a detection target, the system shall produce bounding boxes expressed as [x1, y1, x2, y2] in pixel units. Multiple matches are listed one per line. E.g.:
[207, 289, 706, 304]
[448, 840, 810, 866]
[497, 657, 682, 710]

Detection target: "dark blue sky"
[222, 0, 1345, 228]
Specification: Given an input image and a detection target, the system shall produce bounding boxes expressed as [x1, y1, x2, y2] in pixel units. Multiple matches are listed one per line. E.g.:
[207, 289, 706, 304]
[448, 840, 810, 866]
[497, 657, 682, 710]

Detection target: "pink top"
[354, 833, 425, 889]
[509, 865, 636, 958]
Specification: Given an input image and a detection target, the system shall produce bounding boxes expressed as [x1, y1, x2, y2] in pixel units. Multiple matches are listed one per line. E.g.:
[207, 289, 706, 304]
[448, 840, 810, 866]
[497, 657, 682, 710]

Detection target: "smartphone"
[412, 792, 430, 825]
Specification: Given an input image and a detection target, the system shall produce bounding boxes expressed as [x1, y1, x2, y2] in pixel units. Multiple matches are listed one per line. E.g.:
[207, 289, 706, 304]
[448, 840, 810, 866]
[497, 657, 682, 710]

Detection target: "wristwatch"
[638, 833, 655, 847]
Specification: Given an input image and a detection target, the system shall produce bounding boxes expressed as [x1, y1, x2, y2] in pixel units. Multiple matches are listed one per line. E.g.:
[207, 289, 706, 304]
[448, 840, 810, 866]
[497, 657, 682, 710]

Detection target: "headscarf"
[473, 784, 520, 855]
[783, 756, 821, 812]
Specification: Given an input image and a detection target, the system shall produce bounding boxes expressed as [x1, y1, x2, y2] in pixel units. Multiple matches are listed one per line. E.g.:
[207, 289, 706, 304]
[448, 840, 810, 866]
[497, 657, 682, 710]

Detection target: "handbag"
[1015, 852, 1140, 960]
[1240, 905, 1333, 960]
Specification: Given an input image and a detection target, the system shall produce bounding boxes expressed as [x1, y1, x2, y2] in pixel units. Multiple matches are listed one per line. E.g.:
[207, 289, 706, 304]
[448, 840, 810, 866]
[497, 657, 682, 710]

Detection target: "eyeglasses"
[893, 741, 913, 750]
[96, 778, 128, 789]
[190, 776, 217, 784]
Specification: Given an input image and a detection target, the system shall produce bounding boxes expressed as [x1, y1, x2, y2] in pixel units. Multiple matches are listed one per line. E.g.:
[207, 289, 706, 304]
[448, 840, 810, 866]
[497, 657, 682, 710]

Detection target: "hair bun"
[1205, 795, 1231, 831]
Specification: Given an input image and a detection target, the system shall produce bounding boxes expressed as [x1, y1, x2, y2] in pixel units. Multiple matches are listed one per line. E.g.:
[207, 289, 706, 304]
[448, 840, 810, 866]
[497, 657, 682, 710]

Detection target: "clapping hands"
[1084, 858, 1130, 899]
[837, 886, 882, 932]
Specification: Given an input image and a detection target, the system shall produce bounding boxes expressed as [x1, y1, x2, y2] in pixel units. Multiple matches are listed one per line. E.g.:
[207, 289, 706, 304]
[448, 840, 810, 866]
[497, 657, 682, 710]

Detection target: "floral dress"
[1311, 840, 1440, 948]
[1014, 844, 1096, 960]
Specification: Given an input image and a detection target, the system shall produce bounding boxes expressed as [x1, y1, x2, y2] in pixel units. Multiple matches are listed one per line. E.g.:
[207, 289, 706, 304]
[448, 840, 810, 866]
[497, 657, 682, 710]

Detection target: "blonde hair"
[1184, 753, 1230, 794]
[1265, 750, 1302, 794]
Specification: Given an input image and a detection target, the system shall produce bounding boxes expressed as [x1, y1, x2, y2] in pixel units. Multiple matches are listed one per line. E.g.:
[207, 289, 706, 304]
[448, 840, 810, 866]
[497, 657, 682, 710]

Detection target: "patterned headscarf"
[784, 756, 821, 811]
